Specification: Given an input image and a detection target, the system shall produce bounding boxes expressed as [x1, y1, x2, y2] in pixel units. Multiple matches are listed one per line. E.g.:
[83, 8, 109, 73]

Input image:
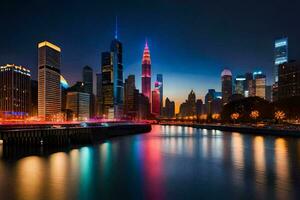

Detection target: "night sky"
[1, 0, 300, 110]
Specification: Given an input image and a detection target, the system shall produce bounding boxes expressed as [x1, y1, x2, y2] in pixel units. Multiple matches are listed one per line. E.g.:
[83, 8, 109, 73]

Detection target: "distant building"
[138, 93, 150, 120]
[66, 92, 90, 121]
[163, 97, 175, 118]
[196, 99, 203, 116]
[124, 75, 138, 119]
[179, 90, 196, 117]
[244, 72, 253, 97]
[152, 88, 160, 117]
[31, 80, 38, 116]
[96, 73, 102, 117]
[38, 41, 61, 120]
[235, 75, 246, 95]
[254, 72, 266, 99]
[156, 74, 163, 115]
[204, 89, 222, 115]
[0, 64, 31, 119]
[266, 85, 272, 102]
[221, 69, 232, 104]
[278, 61, 300, 100]
[142, 41, 151, 100]
[101, 51, 114, 118]
[82, 66, 93, 94]
[274, 37, 288, 83]
[82, 65, 94, 118]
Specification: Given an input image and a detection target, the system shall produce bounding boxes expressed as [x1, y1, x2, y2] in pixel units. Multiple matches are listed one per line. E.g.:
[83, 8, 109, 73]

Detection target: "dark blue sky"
[1, 0, 300, 108]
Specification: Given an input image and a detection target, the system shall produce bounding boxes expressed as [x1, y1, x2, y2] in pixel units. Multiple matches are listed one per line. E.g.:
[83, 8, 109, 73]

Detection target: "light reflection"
[231, 132, 244, 185]
[79, 147, 93, 199]
[100, 142, 112, 178]
[253, 136, 266, 196]
[275, 138, 290, 200]
[69, 149, 80, 191]
[16, 156, 45, 200]
[49, 152, 68, 200]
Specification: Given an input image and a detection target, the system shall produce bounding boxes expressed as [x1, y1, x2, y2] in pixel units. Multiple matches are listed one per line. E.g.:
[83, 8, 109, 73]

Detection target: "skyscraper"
[254, 71, 266, 99]
[274, 37, 288, 83]
[101, 51, 114, 117]
[0, 64, 31, 119]
[82, 66, 93, 94]
[151, 88, 160, 117]
[156, 74, 163, 115]
[124, 75, 138, 119]
[142, 41, 151, 101]
[82, 65, 94, 118]
[163, 97, 175, 118]
[109, 19, 124, 118]
[31, 80, 38, 117]
[278, 61, 300, 100]
[96, 73, 102, 116]
[66, 92, 90, 121]
[221, 69, 232, 104]
[38, 41, 61, 120]
[235, 75, 246, 95]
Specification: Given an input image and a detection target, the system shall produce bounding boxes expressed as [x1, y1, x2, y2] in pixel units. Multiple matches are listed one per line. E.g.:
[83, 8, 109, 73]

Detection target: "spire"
[142, 39, 151, 65]
[115, 16, 118, 40]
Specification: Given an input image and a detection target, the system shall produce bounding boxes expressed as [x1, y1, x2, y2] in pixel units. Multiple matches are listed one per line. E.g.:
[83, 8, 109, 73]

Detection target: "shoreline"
[160, 123, 300, 137]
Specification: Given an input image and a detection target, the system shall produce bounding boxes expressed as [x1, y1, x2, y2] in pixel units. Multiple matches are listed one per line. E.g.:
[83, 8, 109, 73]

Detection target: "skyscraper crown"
[142, 40, 151, 65]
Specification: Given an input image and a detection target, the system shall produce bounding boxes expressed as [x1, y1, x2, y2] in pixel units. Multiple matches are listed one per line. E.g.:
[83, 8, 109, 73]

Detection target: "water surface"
[1, 125, 300, 199]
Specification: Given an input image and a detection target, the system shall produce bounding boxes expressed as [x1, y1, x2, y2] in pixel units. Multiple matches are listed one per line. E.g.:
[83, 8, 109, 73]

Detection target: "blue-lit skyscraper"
[156, 74, 163, 115]
[274, 37, 288, 83]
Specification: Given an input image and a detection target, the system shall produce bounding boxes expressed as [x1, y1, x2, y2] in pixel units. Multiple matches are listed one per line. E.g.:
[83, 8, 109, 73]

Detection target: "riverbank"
[160, 123, 300, 137]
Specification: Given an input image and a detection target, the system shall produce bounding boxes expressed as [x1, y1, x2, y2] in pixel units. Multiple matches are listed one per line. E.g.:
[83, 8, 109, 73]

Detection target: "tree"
[250, 110, 260, 122]
[274, 110, 285, 123]
[231, 113, 240, 123]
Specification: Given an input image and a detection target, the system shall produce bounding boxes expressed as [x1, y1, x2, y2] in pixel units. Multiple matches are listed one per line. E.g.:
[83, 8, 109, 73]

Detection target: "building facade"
[278, 61, 300, 99]
[221, 69, 232, 104]
[235, 75, 246, 95]
[101, 52, 114, 118]
[38, 41, 61, 120]
[111, 35, 124, 118]
[82, 65, 94, 118]
[274, 37, 288, 83]
[124, 75, 138, 119]
[66, 92, 90, 121]
[151, 88, 160, 117]
[142, 41, 151, 101]
[255, 73, 266, 99]
[0, 64, 31, 119]
[96, 73, 103, 117]
[156, 74, 163, 114]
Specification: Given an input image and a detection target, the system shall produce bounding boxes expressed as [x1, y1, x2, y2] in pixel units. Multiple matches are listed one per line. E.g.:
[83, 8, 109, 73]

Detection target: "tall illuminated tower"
[110, 19, 124, 118]
[101, 18, 123, 119]
[142, 40, 151, 101]
[274, 37, 288, 83]
[38, 41, 61, 120]
[156, 74, 163, 114]
[221, 69, 232, 104]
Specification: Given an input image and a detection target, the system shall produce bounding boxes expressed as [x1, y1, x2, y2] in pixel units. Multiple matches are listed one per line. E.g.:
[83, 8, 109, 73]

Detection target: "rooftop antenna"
[115, 16, 118, 40]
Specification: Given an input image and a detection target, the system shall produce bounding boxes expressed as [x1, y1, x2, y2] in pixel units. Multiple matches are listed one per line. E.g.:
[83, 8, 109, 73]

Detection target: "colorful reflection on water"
[0, 125, 300, 199]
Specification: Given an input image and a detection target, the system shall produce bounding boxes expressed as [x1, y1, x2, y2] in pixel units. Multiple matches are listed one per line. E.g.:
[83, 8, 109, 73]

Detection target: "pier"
[0, 123, 151, 145]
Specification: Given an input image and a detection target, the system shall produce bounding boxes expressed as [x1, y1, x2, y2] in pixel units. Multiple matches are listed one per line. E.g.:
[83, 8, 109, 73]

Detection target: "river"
[0, 125, 300, 199]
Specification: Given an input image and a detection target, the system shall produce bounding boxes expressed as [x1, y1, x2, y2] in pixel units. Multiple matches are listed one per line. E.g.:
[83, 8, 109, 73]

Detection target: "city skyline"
[1, 1, 300, 113]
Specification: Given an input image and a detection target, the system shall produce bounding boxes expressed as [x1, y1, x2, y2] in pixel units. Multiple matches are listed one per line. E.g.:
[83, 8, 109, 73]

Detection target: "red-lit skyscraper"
[152, 86, 160, 117]
[142, 41, 151, 101]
